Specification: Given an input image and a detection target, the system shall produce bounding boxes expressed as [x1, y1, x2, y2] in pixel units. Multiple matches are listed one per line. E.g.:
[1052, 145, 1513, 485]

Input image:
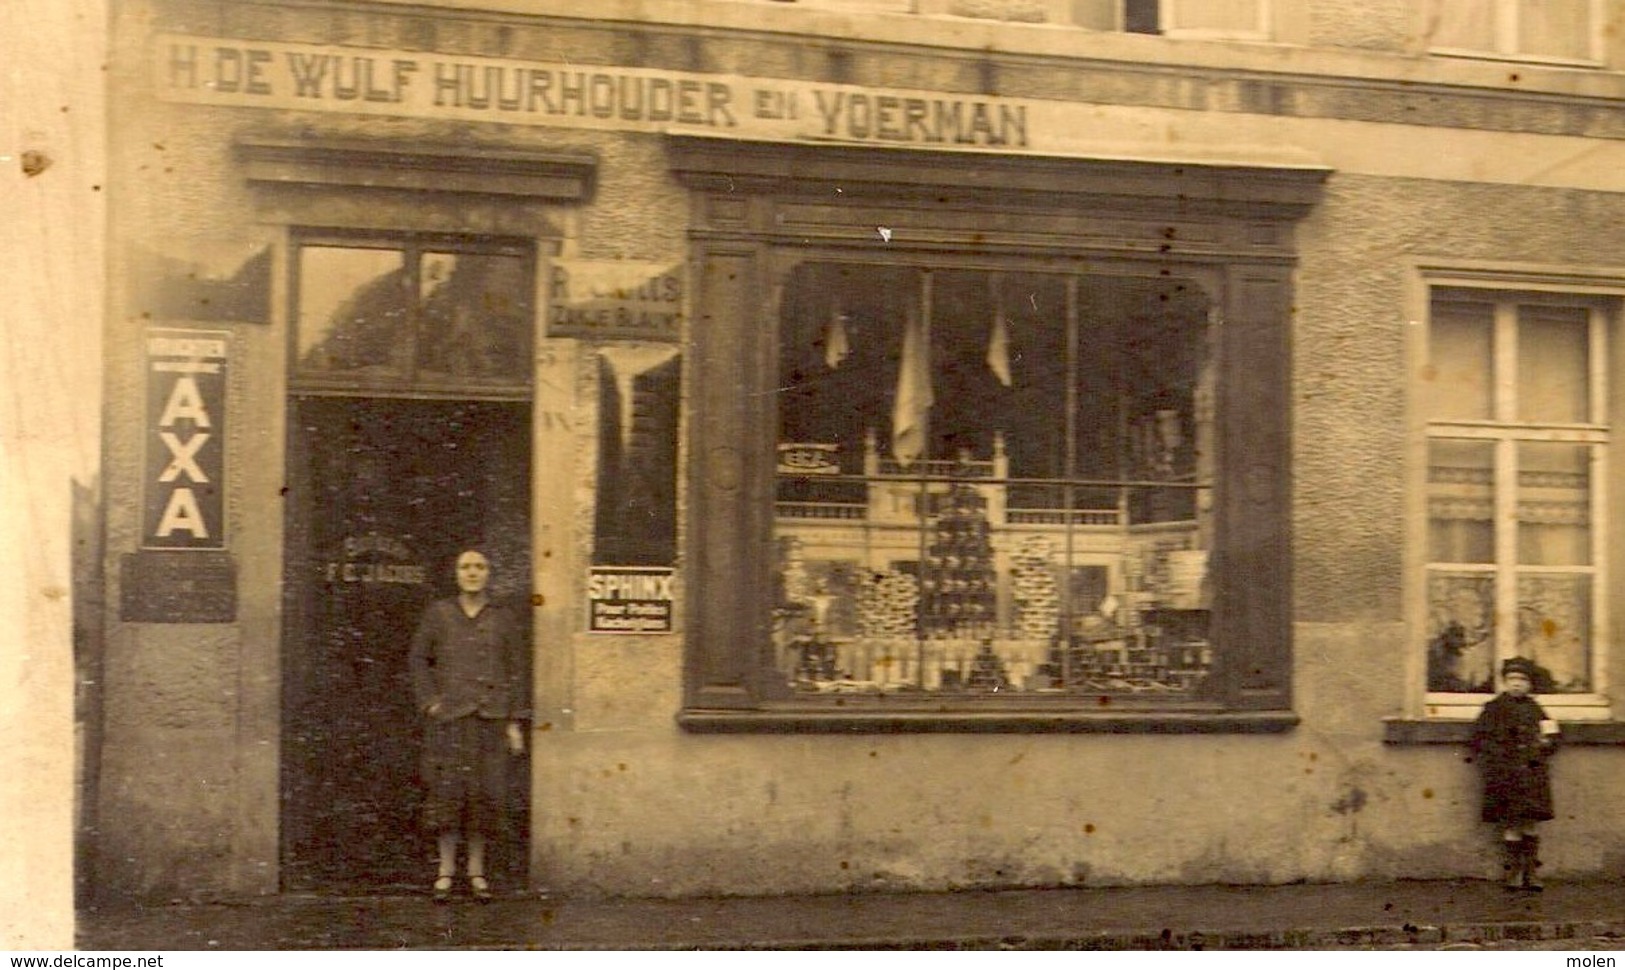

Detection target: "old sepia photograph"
[9, 0, 1625, 954]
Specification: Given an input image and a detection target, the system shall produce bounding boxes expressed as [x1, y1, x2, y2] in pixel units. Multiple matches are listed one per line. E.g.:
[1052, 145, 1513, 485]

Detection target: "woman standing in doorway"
[410, 548, 528, 902]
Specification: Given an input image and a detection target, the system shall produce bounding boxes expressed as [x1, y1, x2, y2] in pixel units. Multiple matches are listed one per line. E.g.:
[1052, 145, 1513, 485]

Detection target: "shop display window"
[773, 262, 1215, 697]
[673, 137, 1315, 726]
[1422, 288, 1616, 716]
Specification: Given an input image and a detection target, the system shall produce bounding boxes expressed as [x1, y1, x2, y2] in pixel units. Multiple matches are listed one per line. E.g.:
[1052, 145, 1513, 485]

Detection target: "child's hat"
[1502, 657, 1538, 680]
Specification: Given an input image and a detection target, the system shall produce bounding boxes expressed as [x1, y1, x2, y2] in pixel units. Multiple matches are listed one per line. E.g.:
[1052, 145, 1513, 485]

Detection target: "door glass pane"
[1516, 573, 1591, 692]
[297, 246, 409, 377]
[1517, 441, 1591, 566]
[1517, 305, 1589, 423]
[416, 252, 532, 385]
[1428, 439, 1495, 563]
[1426, 571, 1496, 693]
[1518, 0, 1591, 58]
[1428, 301, 1494, 421]
[1430, 0, 1497, 49]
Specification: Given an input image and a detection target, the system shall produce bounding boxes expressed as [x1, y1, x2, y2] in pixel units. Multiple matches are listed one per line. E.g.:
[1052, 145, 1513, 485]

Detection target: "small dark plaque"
[120, 550, 237, 623]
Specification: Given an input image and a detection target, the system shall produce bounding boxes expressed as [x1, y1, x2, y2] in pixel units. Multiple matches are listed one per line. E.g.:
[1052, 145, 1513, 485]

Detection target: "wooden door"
[281, 397, 531, 891]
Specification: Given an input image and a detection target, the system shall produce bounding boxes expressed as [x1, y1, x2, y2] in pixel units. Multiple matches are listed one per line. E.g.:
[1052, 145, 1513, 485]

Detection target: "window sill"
[679, 707, 1299, 734]
[1383, 718, 1625, 746]
[1426, 48, 1605, 71]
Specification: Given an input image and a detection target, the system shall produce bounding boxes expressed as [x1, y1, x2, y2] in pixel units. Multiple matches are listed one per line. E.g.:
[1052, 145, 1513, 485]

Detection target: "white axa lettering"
[157, 431, 210, 483]
[157, 375, 213, 428]
[155, 487, 209, 538]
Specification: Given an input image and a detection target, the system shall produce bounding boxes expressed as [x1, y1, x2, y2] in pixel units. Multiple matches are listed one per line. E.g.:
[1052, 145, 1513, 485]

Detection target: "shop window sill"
[679, 707, 1299, 734]
[1383, 718, 1625, 746]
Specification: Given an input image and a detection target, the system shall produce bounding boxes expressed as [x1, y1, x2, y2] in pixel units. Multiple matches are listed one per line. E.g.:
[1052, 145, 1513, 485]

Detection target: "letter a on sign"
[159, 376, 213, 427]
[155, 487, 210, 538]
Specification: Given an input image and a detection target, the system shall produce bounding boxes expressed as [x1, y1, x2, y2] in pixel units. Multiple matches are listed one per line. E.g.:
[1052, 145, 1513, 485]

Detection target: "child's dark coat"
[1469, 693, 1555, 825]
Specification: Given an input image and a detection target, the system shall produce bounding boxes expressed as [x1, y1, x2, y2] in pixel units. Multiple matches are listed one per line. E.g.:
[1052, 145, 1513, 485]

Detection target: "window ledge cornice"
[679, 708, 1299, 734]
[234, 136, 599, 201]
[1383, 718, 1625, 746]
[337, 0, 1625, 105]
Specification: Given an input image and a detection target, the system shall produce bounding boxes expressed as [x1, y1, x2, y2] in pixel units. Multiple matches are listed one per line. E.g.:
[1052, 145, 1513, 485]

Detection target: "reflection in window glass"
[1518, 305, 1589, 424]
[1518, 0, 1592, 59]
[1428, 439, 1495, 564]
[1517, 441, 1591, 567]
[1430, 0, 1497, 50]
[774, 263, 1213, 696]
[1423, 289, 1609, 701]
[1164, 0, 1261, 32]
[417, 252, 531, 383]
[1516, 573, 1591, 693]
[1426, 572, 1496, 694]
[1429, 0, 1594, 59]
[1428, 301, 1494, 422]
[298, 247, 409, 376]
[295, 238, 532, 390]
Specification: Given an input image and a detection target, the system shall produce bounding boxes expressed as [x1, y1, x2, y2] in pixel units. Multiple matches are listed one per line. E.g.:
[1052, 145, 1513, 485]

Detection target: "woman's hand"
[506, 721, 525, 755]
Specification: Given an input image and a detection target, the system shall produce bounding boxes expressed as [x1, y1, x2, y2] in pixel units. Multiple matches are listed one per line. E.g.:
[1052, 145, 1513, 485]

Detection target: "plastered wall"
[95, 0, 1625, 899]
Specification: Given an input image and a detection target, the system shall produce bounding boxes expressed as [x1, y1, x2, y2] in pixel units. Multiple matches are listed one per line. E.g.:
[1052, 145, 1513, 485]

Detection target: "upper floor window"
[1422, 287, 1618, 718]
[775, 0, 1272, 39]
[1426, 0, 1603, 64]
[1120, 0, 1269, 38]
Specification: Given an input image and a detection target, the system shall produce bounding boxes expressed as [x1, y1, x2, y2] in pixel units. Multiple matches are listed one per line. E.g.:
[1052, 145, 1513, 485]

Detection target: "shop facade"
[91, 0, 1625, 899]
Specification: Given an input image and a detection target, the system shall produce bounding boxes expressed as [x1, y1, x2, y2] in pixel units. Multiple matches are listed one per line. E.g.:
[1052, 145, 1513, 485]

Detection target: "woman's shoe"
[432, 875, 454, 904]
[469, 874, 493, 902]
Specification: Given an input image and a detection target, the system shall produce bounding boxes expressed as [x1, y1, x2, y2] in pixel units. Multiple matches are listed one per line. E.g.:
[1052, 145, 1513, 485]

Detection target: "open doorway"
[281, 396, 531, 892]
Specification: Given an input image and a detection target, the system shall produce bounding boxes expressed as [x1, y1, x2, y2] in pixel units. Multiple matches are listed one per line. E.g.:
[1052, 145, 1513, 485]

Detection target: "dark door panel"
[282, 397, 531, 892]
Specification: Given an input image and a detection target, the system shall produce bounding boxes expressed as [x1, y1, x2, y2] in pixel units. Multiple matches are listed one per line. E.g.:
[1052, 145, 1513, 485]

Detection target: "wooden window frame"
[1424, 0, 1606, 68]
[1409, 269, 1623, 723]
[287, 229, 537, 401]
[668, 135, 1325, 732]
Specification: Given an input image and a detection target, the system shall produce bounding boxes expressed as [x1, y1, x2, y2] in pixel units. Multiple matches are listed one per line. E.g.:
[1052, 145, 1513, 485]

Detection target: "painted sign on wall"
[143, 328, 228, 550]
[152, 35, 1031, 151]
[548, 260, 683, 341]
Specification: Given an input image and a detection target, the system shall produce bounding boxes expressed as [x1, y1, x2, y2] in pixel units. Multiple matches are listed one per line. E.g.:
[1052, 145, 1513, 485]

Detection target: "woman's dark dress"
[1469, 693, 1555, 825]
[409, 598, 528, 835]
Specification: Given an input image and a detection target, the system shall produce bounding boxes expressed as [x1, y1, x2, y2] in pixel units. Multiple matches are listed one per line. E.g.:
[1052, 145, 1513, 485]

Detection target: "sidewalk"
[77, 879, 1625, 950]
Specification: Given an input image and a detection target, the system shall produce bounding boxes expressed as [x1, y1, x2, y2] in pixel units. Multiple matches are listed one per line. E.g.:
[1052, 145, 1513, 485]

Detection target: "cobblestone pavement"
[77, 878, 1625, 950]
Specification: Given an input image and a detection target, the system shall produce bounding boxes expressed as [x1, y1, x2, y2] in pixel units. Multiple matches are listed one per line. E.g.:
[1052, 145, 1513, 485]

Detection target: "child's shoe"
[1522, 836, 1544, 891]
[1502, 839, 1525, 890]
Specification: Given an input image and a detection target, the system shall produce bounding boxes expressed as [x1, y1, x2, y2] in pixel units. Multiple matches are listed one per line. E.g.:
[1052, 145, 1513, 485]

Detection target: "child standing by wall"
[1468, 657, 1559, 891]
